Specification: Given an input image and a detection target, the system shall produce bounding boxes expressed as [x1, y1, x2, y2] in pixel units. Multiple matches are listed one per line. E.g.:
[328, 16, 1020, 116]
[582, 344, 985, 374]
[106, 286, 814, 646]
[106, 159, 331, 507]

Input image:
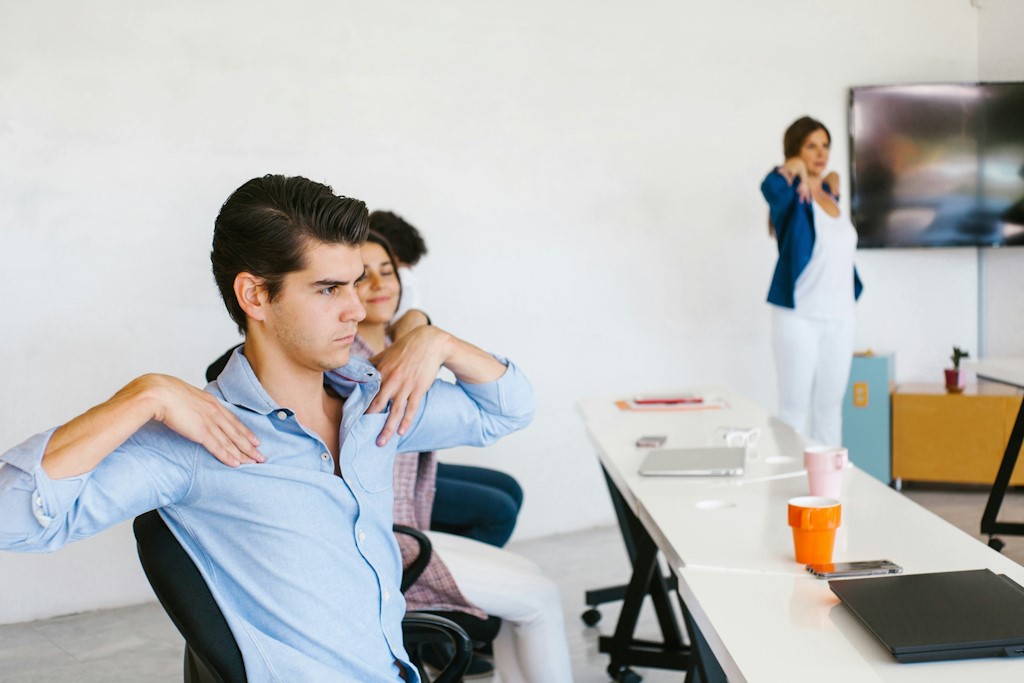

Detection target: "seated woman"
[371, 209, 524, 548]
[353, 231, 573, 683]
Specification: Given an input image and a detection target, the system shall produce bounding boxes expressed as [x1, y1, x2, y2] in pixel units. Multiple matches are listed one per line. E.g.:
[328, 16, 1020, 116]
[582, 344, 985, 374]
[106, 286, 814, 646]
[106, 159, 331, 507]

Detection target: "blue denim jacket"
[0, 348, 535, 682]
[762, 169, 863, 308]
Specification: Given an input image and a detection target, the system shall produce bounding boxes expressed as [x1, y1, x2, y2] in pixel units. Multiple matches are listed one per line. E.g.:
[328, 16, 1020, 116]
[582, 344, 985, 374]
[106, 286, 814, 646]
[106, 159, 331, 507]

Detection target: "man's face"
[262, 241, 367, 372]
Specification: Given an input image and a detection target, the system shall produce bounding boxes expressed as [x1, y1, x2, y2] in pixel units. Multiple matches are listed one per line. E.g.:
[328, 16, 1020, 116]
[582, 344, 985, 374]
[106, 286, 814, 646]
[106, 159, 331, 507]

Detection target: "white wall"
[978, 0, 1024, 359]
[0, 0, 998, 623]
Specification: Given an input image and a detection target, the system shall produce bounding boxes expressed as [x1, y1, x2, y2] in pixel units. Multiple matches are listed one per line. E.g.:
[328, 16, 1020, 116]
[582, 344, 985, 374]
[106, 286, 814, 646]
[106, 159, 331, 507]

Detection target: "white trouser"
[772, 306, 855, 446]
[427, 531, 573, 683]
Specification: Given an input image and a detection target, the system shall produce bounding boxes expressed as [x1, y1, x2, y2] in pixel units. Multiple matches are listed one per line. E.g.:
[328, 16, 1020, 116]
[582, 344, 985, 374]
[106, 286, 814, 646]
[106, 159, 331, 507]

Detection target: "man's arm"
[388, 351, 535, 455]
[1, 374, 262, 551]
[366, 326, 509, 446]
[43, 374, 263, 479]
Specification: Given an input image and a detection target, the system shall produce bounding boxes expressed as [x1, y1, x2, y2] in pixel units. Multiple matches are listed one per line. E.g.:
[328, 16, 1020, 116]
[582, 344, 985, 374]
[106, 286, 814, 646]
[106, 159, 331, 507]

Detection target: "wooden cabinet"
[892, 383, 1024, 485]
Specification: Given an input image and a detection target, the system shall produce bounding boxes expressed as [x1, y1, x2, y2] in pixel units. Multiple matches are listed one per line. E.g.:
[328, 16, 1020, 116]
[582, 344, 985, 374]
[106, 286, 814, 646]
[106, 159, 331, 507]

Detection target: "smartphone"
[806, 560, 903, 579]
[634, 394, 703, 405]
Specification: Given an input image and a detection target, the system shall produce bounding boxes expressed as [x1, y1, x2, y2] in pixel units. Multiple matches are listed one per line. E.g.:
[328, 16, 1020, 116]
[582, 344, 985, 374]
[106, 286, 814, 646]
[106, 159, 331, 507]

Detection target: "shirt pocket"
[350, 413, 396, 493]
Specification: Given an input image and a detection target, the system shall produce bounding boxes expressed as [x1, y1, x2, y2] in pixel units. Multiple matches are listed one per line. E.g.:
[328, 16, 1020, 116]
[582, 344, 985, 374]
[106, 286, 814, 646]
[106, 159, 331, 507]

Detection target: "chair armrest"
[393, 523, 432, 592]
[401, 611, 472, 683]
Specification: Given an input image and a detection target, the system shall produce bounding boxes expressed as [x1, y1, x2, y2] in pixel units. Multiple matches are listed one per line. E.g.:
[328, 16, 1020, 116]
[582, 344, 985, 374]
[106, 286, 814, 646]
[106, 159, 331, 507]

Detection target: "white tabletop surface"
[677, 567, 1024, 683]
[579, 388, 1024, 683]
[578, 387, 811, 516]
[968, 357, 1024, 390]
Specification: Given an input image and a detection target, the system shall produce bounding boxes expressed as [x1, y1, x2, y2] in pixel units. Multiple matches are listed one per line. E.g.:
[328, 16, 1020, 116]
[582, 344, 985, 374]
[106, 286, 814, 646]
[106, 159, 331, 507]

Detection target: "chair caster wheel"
[989, 537, 1006, 552]
[581, 608, 601, 626]
[608, 664, 642, 683]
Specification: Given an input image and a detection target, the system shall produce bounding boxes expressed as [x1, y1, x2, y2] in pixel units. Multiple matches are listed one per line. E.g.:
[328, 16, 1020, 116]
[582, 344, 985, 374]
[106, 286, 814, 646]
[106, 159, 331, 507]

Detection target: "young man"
[0, 175, 535, 682]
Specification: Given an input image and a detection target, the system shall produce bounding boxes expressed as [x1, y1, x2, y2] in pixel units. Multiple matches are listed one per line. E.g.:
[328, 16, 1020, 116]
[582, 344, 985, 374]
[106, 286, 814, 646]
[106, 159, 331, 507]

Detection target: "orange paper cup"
[787, 496, 841, 565]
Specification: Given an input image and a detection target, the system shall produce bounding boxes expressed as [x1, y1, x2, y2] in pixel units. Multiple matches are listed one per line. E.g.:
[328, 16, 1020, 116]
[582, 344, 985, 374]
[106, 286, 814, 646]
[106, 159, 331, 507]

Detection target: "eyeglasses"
[711, 426, 761, 449]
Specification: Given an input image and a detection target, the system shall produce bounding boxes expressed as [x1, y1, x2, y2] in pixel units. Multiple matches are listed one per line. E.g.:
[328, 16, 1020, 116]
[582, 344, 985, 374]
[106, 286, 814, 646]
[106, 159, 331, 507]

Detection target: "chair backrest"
[136, 510, 473, 683]
[134, 510, 247, 683]
[206, 345, 241, 383]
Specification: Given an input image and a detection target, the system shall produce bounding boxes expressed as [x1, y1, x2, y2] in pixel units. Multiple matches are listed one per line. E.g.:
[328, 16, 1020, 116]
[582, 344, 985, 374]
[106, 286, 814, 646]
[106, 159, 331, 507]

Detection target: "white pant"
[427, 531, 573, 683]
[772, 307, 855, 446]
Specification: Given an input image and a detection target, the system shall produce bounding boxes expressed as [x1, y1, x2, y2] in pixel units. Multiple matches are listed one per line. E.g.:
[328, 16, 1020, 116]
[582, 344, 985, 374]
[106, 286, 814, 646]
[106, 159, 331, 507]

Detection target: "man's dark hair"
[783, 116, 830, 159]
[211, 174, 369, 333]
[368, 210, 428, 266]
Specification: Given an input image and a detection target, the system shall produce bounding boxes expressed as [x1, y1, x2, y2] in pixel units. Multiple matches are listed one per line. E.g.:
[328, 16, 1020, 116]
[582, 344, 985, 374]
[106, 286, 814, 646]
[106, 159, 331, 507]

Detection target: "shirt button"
[276, 411, 288, 420]
[321, 452, 330, 461]
[34, 496, 43, 507]
[382, 589, 391, 602]
[357, 530, 367, 543]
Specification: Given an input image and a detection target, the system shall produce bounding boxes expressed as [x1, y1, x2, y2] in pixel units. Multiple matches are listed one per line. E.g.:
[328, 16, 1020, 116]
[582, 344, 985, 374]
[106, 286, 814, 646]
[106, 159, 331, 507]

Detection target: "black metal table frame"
[980, 374, 1024, 545]
[588, 464, 725, 683]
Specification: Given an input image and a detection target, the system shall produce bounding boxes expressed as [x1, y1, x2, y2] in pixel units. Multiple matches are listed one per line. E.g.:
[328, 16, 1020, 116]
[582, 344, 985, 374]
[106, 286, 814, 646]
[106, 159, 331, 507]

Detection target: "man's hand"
[367, 326, 451, 446]
[43, 374, 263, 480]
[146, 375, 264, 467]
[366, 326, 508, 447]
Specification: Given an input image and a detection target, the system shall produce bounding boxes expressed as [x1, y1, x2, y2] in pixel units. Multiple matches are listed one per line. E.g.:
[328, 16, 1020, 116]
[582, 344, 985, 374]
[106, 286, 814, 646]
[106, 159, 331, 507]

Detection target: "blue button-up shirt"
[0, 349, 535, 683]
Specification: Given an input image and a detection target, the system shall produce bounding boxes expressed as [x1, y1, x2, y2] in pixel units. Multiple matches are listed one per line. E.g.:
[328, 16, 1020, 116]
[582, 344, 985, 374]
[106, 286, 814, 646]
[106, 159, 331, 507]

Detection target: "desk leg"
[596, 465, 690, 679]
[677, 594, 727, 683]
[981, 395, 1024, 542]
[582, 469, 641, 625]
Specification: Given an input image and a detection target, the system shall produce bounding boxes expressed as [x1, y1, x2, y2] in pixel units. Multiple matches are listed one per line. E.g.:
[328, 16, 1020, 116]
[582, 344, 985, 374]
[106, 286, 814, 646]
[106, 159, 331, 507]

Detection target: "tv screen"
[849, 82, 1024, 248]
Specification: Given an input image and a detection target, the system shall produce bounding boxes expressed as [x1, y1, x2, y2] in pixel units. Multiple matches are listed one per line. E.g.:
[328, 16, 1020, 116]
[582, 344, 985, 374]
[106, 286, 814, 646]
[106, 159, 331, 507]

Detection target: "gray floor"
[1, 485, 1022, 683]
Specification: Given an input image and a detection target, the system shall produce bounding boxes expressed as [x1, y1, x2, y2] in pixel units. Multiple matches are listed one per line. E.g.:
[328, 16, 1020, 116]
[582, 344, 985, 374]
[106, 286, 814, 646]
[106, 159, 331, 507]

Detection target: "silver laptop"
[638, 447, 746, 477]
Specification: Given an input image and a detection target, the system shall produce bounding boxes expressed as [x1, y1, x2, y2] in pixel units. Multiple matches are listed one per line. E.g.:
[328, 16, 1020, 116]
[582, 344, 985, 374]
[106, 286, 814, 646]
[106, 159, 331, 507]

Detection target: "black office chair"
[393, 524, 503, 670]
[133, 510, 472, 683]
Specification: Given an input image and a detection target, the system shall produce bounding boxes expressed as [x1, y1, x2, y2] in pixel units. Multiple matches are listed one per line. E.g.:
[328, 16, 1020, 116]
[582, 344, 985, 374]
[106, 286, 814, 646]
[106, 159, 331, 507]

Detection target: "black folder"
[829, 569, 1024, 663]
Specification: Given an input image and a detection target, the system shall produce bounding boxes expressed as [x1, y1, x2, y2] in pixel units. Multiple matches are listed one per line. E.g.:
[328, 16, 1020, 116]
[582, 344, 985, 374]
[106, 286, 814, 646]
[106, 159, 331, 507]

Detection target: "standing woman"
[762, 116, 863, 446]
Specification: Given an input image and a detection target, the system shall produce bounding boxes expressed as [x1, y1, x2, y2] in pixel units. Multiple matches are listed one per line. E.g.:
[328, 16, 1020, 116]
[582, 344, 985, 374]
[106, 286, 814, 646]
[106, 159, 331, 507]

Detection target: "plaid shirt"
[352, 334, 485, 619]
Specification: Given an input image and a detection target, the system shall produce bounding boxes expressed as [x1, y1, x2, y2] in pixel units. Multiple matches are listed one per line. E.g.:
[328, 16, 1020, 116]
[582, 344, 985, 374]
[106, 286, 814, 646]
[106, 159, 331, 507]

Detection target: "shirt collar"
[211, 346, 380, 415]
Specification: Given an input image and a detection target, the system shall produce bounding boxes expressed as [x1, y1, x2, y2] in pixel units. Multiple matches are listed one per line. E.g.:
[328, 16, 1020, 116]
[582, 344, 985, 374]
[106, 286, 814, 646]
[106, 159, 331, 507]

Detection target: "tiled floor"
[1, 485, 1022, 683]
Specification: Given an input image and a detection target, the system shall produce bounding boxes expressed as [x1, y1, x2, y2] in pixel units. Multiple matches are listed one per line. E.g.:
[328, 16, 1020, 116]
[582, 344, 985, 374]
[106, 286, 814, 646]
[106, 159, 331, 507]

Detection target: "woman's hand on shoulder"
[779, 158, 811, 203]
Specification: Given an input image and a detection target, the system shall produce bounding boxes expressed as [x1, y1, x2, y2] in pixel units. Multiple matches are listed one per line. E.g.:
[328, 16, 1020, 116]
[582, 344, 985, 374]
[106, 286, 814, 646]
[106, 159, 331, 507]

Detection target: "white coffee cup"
[804, 446, 848, 499]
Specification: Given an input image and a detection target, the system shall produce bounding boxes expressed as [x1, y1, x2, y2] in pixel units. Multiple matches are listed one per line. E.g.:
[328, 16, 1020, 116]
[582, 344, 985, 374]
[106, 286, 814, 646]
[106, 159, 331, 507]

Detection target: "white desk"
[579, 388, 810, 517]
[580, 388, 1024, 682]
[972, 358, 1024, 389]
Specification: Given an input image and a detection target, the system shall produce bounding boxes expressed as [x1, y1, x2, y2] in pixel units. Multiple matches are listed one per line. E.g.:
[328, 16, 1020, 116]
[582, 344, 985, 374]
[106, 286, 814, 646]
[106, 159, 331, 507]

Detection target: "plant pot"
[944, 368, 966, 393]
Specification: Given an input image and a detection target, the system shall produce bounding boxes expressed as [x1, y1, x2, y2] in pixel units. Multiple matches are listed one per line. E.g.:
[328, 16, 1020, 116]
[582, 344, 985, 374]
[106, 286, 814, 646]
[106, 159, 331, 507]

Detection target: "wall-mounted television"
[849, 82, 1024, 248]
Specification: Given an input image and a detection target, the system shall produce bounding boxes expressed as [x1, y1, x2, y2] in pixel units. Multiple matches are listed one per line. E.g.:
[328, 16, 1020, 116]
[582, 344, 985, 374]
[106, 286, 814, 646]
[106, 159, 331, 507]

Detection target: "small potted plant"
[945, 346, 970, 393]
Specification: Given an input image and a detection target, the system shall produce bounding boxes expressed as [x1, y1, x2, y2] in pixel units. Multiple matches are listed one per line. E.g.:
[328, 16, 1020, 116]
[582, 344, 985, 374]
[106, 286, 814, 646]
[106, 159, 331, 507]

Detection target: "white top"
[793, 200, 858, 320]
[393, 265, 421, 320]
